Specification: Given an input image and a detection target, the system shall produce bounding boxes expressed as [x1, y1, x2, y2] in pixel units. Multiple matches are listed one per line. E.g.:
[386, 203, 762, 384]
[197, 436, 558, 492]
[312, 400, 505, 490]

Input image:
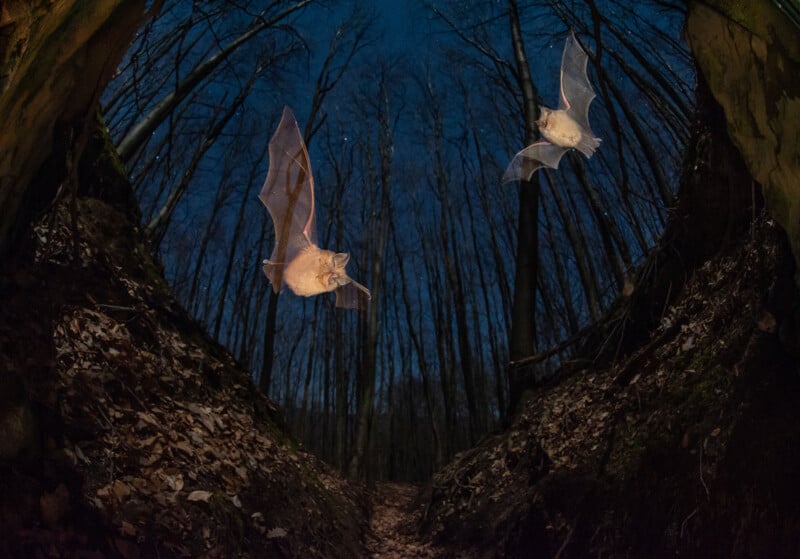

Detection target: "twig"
[509, 322, 594, 368]
[680, 507, 699, 538]
[554, 520, 577, 559]
[610, 319, 683, 387]
[96, 303, 139, 312]
[699, 445, 710, 500]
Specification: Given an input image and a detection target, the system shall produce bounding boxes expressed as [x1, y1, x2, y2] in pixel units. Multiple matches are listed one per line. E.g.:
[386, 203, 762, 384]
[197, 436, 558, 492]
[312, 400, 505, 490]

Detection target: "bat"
[259, 106, 371, 310]
[503, 31, 601, 182]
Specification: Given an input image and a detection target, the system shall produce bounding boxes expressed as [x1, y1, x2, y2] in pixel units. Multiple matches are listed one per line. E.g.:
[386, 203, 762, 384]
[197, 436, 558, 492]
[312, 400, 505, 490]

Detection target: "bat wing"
[502, 141, 569, 182]
[558, 32, 597, 134]
[335, 279, 371, 311]
[259, 106, 318, 292]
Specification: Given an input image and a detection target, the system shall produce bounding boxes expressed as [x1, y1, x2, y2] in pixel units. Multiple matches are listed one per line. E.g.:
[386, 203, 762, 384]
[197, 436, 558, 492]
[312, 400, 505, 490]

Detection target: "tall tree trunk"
[506, 0, 541, 414]
[334, 306, 348, 469]
[348, 80, 393, 479]
[330, 153, 351, 472]
[259, 292, 279, 395]
[425, 84, 482, 443]
[391, 215, 444, 470]
[298, 306, 320, 440]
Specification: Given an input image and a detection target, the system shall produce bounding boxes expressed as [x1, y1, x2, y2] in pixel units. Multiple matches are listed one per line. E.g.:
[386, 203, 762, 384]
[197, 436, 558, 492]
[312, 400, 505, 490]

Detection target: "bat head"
[535, 106, 553, 132]
[320, 251, 352, 288]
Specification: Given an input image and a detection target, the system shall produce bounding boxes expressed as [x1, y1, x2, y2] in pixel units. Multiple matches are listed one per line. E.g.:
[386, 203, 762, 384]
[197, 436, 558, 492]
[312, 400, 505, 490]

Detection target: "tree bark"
[0, 0, 158, 257]
[506, 0, 541, 414]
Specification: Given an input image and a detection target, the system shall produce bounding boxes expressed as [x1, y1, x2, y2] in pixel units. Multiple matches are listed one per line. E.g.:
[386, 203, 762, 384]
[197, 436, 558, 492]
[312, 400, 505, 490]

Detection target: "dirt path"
[366, 483, 440, 558]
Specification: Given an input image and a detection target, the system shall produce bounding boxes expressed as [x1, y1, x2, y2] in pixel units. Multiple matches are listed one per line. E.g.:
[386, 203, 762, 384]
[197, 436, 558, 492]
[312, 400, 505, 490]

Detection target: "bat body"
[503, 32, 601, 182]
[259, 106, 370, 310]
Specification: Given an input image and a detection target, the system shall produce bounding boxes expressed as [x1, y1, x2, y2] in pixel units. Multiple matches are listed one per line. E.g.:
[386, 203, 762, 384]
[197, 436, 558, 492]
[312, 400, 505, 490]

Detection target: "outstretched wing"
[258, 106, 318, 292]
[502, 141, 569, 182]
[558, 31, 596, 133]
[335, 279, 372, 311]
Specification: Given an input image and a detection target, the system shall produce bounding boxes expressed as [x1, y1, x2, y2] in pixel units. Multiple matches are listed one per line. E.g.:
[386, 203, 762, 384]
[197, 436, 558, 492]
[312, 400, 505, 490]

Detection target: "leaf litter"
[2, 199, 367, 557]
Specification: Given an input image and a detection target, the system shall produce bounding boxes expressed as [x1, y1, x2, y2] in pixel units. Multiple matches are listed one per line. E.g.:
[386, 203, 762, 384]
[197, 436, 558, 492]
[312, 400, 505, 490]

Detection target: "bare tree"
[505, 0, 543, 411]
[115, 0, 314, 163]
[348, 62, 396, 479]
[145, 68, 260, 248]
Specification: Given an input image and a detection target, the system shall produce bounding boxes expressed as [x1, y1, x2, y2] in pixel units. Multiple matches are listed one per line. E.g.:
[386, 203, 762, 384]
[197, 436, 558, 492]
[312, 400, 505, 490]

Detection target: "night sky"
[102, 0, 694, 475]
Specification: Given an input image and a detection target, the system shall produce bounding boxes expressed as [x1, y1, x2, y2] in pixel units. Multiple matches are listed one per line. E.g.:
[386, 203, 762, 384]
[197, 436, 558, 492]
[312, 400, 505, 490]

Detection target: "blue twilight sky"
[379, 0, 426, 50]
[104, 0, 694, 429]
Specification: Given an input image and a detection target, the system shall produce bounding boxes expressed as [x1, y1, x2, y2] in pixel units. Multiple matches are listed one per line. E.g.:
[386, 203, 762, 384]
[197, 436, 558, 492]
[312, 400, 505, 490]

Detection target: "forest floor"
[0, 191, 482, 559]
[420, 218, 800, 557]
[366, 483, 439, 558]
[0, 199, 368, 558]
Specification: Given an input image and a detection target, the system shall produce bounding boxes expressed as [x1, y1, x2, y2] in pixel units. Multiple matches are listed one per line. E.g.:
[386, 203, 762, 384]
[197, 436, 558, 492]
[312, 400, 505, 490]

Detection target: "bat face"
[536, 106, 583, 149]
[503, 32, 602, 183]
[282, 246, 350, 296]
[258, 107, 371, 310]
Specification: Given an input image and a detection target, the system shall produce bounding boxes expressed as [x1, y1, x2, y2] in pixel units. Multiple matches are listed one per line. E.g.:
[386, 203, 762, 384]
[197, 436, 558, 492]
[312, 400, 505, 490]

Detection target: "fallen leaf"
[140, 442, 163, 466]
[138, 435, 160, 448]
[120, 520, 137, 536]
[136, 411, 161, 429]
[166, 473, 184, 492]
[172, 439, 194, 456]
[112, 480, 131, 502]
[187, 490, 213, 502]
[267, 527, 287, 539]
[235, 465, 249, 482]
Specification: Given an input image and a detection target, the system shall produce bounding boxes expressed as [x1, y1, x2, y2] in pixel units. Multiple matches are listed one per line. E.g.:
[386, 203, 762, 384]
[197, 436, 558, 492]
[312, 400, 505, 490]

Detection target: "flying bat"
[503, 31, 601, 182]
[259, 106, 371, 310]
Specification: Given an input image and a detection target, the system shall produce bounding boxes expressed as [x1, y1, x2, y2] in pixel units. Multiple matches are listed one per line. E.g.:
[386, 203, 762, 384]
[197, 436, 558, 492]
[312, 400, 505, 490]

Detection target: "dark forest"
[2, 0, 799, 556]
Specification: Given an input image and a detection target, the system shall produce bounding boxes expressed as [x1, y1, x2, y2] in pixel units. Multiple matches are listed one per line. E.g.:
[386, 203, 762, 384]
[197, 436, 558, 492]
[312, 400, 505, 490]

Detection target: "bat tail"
[576, 134, 602, 158]
[262, 260, 284, 293]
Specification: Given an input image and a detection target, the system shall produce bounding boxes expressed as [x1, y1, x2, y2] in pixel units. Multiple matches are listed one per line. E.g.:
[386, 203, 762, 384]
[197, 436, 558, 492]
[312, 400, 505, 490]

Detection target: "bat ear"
[333, 252, 350, 268]
[535, 107, 548, 129]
